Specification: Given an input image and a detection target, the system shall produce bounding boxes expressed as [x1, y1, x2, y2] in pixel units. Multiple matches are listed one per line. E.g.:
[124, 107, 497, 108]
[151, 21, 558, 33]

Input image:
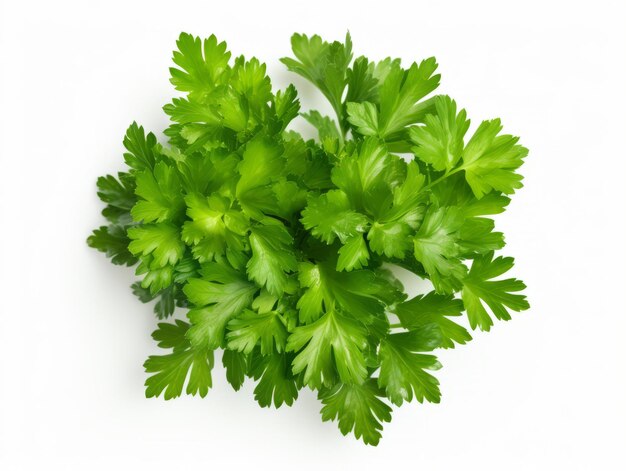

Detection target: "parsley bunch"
[88, 32, 529, 445]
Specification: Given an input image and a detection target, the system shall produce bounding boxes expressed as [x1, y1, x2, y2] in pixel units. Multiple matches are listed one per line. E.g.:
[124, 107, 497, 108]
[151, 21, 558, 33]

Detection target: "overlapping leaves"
[88, 32, 529, 446]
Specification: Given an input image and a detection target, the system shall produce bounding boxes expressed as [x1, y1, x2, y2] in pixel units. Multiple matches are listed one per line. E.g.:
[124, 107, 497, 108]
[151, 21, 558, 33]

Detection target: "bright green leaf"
[378, 332, 442, 405]
[144, 321, 214, 399]
[394, 292, 471, 348]
[319, 379, 392, 446]
[462, 252, 529, 331]
[131, 161, 184, 223]
[127, 223, 185, 268]
[251, 353, 299, 408]
[413, 207, 467, 293]
[410, 95, 470, 171]
[247, 221, 298, 296]
[184, 263, 258, 348]
[227, 309, 287, 355]
[287, 309, 367, 388]
[462, 119, 528, 198]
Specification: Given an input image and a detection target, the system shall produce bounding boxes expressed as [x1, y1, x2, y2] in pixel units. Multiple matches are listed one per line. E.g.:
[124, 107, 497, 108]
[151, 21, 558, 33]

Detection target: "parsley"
[88, 32, 529, 446]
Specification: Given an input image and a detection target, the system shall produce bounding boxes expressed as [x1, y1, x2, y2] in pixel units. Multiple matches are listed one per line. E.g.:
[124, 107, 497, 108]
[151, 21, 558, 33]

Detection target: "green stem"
[422, 164, 467, 192]
[331, 101, 347, 146]
[389, 323, 403, 329]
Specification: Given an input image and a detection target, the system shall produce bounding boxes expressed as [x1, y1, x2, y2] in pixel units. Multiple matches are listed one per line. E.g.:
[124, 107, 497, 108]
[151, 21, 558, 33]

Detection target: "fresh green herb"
[88, 32, 529, 445]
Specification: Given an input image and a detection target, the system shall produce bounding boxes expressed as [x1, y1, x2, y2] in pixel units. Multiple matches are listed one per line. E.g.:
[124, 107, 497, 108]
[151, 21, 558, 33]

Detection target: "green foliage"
[88, 32, 529, 446]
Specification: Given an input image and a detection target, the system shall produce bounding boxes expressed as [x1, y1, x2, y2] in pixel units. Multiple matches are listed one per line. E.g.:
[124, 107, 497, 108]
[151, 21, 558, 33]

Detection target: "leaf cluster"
[88, 32, 529, 445]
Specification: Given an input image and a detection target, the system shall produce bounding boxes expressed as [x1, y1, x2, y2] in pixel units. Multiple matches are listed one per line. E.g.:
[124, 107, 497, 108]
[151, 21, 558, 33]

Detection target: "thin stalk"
[331, 100, 347, 146]
[422, 164, 467, 192]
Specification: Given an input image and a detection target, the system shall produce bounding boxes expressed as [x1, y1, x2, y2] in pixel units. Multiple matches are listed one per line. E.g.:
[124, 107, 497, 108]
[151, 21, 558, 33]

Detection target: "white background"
[1, 0, 625, 469]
